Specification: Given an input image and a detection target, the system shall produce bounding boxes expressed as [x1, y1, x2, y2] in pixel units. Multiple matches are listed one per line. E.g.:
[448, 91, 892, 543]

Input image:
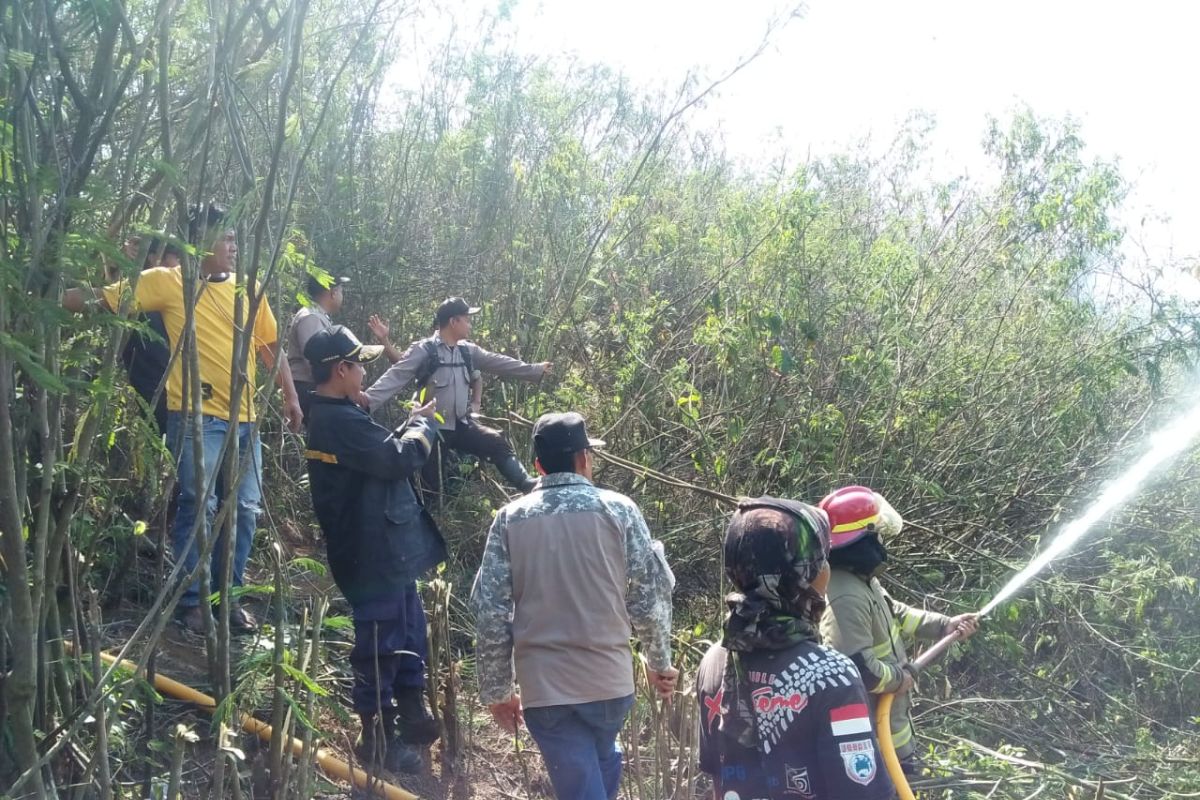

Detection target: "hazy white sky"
[394, 0, 1200, 269]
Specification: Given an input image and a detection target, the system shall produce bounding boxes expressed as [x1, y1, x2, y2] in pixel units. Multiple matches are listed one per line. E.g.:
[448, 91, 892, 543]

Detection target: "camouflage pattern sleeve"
[469, 511, 518, 705]
[609, 496, 674, 671]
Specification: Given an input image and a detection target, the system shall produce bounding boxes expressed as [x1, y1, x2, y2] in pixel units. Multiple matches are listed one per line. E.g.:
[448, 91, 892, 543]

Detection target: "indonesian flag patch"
[829, 703, 872, 737]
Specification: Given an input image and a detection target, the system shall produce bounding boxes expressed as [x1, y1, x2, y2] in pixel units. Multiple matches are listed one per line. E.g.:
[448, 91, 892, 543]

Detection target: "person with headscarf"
[818, 486, 979, 771]
[695, 497, 896, 799]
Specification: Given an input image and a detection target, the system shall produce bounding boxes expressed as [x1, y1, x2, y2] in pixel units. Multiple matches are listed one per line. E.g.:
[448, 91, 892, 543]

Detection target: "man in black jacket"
[303, 325, 447, 775]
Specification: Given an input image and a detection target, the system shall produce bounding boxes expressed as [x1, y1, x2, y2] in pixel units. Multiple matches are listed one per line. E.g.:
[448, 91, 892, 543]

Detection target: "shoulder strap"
[413, 338, 441, 388]
[460, 342, 474, 378]
[414, 337, 473, 387]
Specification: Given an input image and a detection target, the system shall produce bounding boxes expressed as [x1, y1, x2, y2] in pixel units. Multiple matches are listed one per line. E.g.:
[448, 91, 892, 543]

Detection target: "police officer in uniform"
[363, 297, 551, 494]
[287, 274, 350, 418]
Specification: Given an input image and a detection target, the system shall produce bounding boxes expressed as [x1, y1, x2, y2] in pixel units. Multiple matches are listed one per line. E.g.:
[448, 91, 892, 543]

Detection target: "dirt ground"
[94, 518, 565, 800]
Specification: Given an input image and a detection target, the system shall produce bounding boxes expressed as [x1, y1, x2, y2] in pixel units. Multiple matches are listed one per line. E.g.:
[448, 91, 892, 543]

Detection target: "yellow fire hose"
[875, 694, 914, 800]
[82, 646, 419, 800]
[877, 628, 965, 800]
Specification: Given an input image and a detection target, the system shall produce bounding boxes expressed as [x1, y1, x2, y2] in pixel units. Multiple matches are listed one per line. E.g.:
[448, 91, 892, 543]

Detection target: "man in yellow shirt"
[66, 204, 303, 633]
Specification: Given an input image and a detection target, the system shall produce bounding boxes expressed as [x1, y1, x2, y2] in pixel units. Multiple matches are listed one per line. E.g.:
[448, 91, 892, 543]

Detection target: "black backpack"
[412, 337, 474, 390]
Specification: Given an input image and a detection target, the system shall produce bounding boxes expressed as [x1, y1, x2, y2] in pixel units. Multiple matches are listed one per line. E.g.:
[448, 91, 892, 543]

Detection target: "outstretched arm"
[884, 588, 952, 644]
[364, 342, 424, 410]
[63, 287, 110, 313]
[367, 315, 404, 364]
[468, 343, 551, 382]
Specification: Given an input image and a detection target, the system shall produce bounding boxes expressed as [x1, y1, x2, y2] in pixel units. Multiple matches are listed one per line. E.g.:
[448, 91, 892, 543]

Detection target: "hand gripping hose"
[876, 628, 965, 800]
[81, 645, 420, 800]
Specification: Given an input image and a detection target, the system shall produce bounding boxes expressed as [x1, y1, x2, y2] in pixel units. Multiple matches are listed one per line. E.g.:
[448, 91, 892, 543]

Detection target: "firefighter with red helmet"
[818, 486, 979, 770]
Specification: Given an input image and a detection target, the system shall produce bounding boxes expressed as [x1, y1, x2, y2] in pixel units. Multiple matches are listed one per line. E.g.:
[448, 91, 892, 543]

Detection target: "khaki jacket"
[287, 304, 332, 383]
[820, 568, 949, 758]
[469, 473, 674, 708]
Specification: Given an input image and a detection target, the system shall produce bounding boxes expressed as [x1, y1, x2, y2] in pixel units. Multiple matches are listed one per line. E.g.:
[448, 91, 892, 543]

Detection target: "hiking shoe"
[177, 605, 209, 635]
[355, 716, 423, 774]
[383, 741, 422, 774]
[393, 687, 440, 745]
[228, 604, 258, 635]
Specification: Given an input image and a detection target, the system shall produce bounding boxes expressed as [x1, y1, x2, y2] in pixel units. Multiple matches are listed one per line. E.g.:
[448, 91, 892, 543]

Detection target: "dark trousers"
[350, 583, 429, 714]
[421, 417, 517, 489]
[127, 367, 168, 433]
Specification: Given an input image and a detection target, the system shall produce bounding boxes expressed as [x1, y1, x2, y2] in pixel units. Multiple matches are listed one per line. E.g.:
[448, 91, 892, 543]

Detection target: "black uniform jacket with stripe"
[305, 395, 447, 612]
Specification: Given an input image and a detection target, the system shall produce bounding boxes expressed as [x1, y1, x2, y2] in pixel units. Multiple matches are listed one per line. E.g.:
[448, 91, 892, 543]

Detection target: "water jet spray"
[881, 396, 1200, 800]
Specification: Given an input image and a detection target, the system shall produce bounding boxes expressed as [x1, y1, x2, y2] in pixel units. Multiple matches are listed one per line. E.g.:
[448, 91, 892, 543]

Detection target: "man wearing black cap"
[364, 297, 552, 494]
[303, 325, 447, 775]
[470, 412, 677, 800]
[694, 499, 896, 800]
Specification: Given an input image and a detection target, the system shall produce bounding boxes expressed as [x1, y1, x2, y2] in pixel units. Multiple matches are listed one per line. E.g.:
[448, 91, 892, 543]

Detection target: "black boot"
[393, 686, 440, 745]
[495, 455, 537, 493]
[355, 712, 422, 774]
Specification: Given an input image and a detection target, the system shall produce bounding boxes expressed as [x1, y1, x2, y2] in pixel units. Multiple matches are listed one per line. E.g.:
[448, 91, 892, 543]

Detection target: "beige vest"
[507, 507, 634, 708]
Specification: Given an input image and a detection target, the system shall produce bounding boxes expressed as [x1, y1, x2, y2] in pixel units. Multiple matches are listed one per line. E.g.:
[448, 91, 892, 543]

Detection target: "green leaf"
[0, 332, 67, 393]
[282, 663, 329, 697]
[290, 557, 327, 577]
[282, 691, 319, 731]
[7, 50, 34, 70]
[206, 584, 274, 604]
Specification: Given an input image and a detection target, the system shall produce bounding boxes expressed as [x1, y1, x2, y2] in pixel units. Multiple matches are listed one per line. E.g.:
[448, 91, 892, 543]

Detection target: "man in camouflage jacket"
[470, 411, 677, 800]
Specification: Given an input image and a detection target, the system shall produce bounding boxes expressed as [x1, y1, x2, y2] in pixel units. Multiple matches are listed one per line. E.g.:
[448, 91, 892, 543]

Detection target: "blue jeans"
[166, 412, 262, 609]
[523, 694, 635, 800]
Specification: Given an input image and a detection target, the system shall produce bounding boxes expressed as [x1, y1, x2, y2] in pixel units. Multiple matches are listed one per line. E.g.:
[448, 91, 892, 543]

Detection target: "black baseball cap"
[306, 274, 350, 298]
[532, 412, 606, 457]
[434, 296, 481, 326]
[303, 325, 383, 367]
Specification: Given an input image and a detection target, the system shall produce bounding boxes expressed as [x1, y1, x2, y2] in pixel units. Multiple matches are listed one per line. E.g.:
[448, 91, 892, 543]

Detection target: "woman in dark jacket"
[695, 496, 897, 800]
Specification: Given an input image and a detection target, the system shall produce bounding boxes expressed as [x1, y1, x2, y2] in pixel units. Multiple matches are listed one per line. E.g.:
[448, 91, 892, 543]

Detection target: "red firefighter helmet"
[819, 485, 881, 549]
